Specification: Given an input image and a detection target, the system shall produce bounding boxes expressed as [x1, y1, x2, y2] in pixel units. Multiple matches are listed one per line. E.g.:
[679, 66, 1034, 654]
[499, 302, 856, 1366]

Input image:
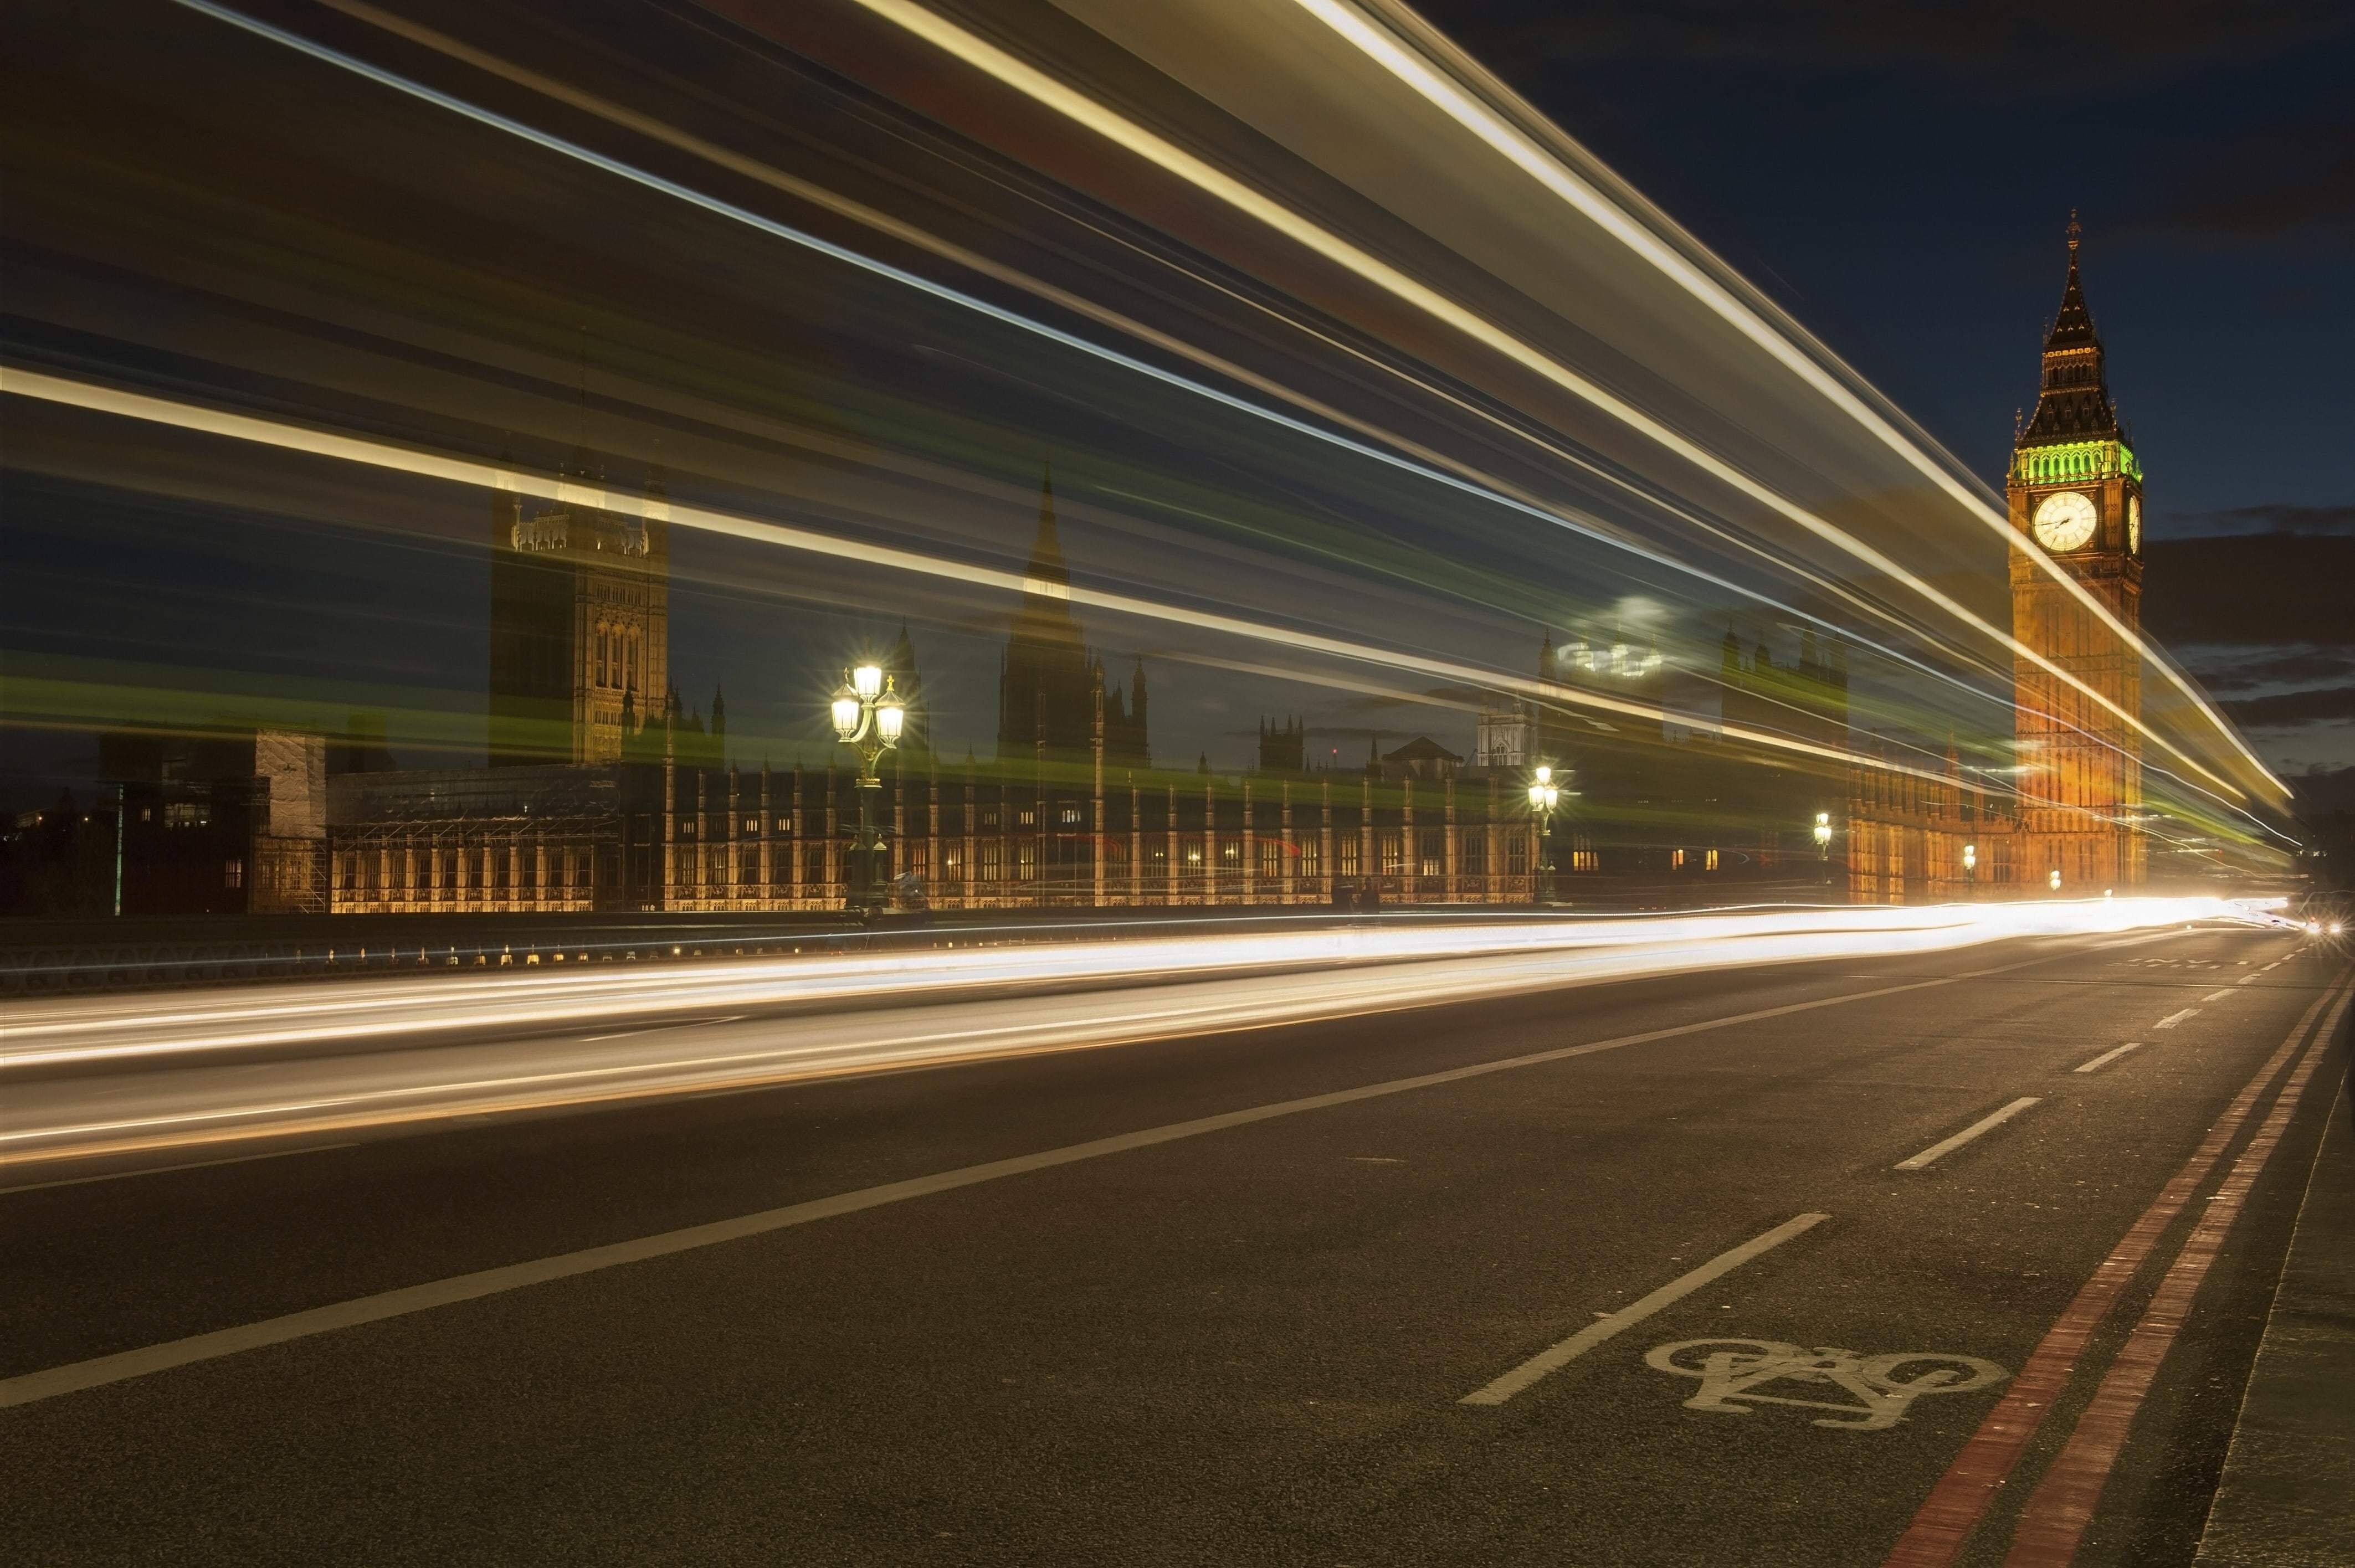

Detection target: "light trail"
[144, 0, 2282, 849]
[170, 0, 2029, 758]
[1296, 0, 2286, 806]
[0, 898, 2259, 1170]
[843, 0, 2260, 810]
[0, 363, 1976, 794]
[302, 0, 2037, 728]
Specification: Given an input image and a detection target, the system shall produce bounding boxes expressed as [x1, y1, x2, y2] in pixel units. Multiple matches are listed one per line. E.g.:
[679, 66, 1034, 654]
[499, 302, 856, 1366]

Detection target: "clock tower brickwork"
[2007, 218, 2145, 890]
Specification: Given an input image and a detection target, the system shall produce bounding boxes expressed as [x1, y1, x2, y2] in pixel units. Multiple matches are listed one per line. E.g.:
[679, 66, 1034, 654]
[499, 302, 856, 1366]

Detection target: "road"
[2, 924, 2344, 1566]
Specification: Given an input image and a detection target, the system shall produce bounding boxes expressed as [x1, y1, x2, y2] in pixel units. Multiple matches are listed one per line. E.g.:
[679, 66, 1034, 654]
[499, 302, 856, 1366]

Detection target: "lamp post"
[1812, 810, 1835, 894]
[2048, 867, 2062, 894]
[1527, 763, 1562, 905]
[1963, 841, 1977, 898]
[830, 662, 907, 916]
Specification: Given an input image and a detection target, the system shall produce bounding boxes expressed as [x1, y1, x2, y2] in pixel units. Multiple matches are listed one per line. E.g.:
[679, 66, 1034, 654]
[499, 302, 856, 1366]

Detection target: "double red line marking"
[1883, 968, 2352, 1568]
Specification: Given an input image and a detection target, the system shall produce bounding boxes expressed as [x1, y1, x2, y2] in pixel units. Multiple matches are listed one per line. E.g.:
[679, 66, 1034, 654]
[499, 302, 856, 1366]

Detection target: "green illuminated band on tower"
[2012, 439, 2141, 486]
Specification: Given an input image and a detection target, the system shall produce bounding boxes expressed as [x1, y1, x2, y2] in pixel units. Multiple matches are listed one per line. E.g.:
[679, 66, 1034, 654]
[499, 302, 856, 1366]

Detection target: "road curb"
[2192, 1043, 2355, 1566]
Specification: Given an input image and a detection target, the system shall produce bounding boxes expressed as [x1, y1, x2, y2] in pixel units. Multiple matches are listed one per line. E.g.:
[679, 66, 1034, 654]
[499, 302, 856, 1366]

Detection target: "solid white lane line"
[0, 952, 2112, 1411]
[2154, 1009, 2200, 1030]
[2074, 1043, 2143, 1075]
[1896, 1097, 2043, 1171]
[1459, 1212, 1831, 1406]
[2203, 989, 2236, 1003]
[0, 1143, 358, 1197]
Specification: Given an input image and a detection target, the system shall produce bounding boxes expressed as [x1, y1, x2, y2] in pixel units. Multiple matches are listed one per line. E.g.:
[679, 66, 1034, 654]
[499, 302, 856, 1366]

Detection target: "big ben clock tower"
[2008, 215, 2145, 890]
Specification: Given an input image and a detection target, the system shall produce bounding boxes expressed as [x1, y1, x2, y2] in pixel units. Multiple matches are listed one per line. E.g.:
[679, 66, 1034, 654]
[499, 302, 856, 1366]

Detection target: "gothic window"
[1337, 837, 1361, 877]
[1300, 837, 1323, 878]
[1505, 835, 1529, 875]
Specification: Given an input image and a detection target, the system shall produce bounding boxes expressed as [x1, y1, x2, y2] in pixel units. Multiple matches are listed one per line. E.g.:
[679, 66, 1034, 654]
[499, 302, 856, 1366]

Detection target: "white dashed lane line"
[2153, 1008, 2200, 1030]
[2074, 1042, 2142, 1074]
[1896, 1097, 2042, 1171]
[1459, 1212, 1833, 1406]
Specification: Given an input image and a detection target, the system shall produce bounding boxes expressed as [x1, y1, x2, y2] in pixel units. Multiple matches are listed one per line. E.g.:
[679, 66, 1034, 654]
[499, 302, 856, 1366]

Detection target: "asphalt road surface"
[3, 925, 2346, 1566]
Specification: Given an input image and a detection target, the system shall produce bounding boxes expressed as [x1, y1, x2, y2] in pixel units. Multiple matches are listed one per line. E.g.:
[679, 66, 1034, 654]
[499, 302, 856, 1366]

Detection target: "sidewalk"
[2193, 1061, 2355, 1566]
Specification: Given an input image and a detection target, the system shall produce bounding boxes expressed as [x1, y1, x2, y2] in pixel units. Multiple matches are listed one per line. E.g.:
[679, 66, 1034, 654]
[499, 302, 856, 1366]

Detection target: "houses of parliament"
[132, 224, 2148, 916]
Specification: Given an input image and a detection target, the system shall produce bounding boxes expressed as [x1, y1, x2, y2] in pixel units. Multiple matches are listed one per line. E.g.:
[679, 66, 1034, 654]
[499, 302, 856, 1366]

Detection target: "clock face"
[2127, 495, 2142, 555]
[2032, 490, 2099, 553]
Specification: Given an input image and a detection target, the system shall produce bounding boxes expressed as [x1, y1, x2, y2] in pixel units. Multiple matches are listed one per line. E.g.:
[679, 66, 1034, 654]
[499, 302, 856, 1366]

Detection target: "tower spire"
[1025, 462, 1069, 589]
[2018, 213, 2118, 448]
[564, 325, 601, 486]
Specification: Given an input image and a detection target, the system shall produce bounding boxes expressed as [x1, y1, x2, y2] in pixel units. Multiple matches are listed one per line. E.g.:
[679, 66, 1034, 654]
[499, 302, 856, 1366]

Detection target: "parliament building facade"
[296, 225, 2153, 916]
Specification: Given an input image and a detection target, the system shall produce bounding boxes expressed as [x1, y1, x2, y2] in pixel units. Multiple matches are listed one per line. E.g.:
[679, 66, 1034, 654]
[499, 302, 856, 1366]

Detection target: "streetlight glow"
[1963, 842, 1977, 872]
[2049, 869, 2062, 891]
[832, 660, 912, 916]
[830, 678, 863, 742]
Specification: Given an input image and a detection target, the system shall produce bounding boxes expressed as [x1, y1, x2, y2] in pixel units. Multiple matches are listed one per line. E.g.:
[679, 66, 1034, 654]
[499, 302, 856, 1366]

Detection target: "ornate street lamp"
[1527, 763, 1563, 906]
[2048, 867, 2062, 893]
[1963, 841, 1977, 895]
[831, 662, 907, 915]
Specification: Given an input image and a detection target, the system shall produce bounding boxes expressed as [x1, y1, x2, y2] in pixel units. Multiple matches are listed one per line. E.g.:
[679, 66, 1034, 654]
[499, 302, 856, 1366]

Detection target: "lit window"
[224, 858, 244, 888]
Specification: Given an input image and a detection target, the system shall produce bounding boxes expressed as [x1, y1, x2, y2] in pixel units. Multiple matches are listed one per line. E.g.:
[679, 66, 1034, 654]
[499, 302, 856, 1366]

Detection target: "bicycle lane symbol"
[1644, 1339, 2010, 1431]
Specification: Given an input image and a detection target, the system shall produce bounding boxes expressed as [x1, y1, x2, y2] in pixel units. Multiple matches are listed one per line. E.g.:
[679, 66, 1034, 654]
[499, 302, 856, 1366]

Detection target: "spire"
[1025, 462, 1069, 589]
[2044, 210, 2096, 354]
[563, 325, 601, 484]
[2019, 212, 2119, 448]
[643, 444, 669, 525]
[1537, 629, 1557, 683]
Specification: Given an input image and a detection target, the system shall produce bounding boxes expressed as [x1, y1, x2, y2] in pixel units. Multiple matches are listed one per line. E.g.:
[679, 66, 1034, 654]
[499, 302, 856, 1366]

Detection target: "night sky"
[1414, 0, 2355, 791]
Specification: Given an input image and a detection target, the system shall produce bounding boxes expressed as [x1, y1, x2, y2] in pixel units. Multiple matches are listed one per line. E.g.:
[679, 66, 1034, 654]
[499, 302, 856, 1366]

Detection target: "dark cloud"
[1335, 684, 1487, 715]
[2167, 502, 2355, 536]
[2140, 533, 2355, 647]
[1429, 0, 2355, 91]
[2184, 648, 2355, 694]
[2289, 763, 2355, 815]
[2218, 686, 2355, 728]
[2133, 119, 2355, 247]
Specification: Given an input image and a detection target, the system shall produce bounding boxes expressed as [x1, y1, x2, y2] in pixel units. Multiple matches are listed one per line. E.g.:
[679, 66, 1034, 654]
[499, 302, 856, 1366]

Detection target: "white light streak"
[0, 898, 2248, 1170]
[0, 363, 1969, 791]
[849, 0, 2260, 808]
[156, 0, 2279, 845]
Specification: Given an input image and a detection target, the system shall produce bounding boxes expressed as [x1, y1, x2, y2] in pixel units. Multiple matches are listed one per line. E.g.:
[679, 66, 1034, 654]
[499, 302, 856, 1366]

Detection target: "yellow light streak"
[0, 363, 1975, 792]
[846, 0, 2257, 809]
[1294, 0, 2287, 805]
[308, 0, 2001, 718]
[161, 0, 2274, 844]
